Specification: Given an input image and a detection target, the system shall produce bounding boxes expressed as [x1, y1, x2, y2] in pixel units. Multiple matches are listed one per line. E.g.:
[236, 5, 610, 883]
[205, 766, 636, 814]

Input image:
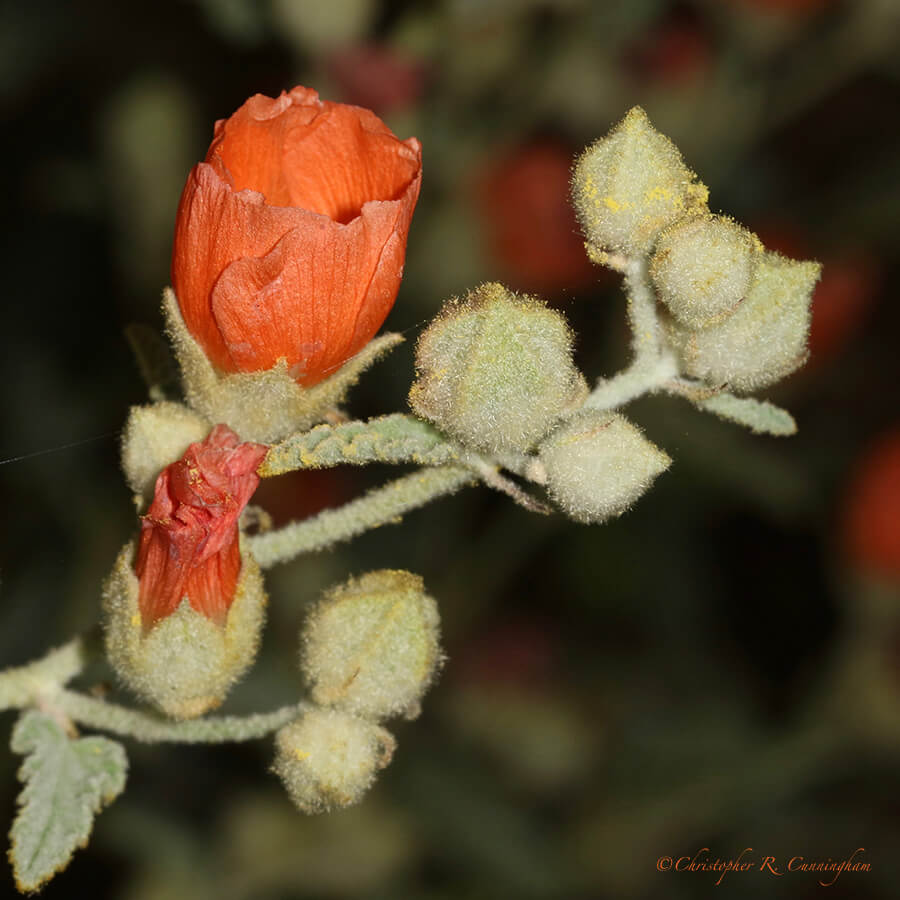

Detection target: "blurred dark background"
[2, 0, 900, 897]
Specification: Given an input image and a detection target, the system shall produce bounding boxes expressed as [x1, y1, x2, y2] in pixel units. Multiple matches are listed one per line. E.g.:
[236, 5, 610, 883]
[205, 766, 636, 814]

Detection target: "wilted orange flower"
[135, 425, 268, 628]
[171, 86, 422, 386]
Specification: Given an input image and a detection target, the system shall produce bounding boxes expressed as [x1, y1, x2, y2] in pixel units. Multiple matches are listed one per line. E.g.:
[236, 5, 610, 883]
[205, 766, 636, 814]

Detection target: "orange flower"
[135, 425, 268, 628]
[171, 86, 422, 386]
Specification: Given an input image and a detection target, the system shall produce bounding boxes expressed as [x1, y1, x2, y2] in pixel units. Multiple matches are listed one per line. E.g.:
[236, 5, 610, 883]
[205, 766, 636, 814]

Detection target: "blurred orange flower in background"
[327, 44, 427, 115]
[842, 428, 900, 581]
[754, 222, 879, 364]
[171, 86, 422, 386]
[624, 17, 713, 86]
[135, 425, 267, 628]
[476, 141, 597, 296]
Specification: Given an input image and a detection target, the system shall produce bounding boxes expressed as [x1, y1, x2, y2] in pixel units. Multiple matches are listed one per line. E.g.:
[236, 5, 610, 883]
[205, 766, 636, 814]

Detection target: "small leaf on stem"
[699, 393, 797, 436]
[9, 711, 128, 893]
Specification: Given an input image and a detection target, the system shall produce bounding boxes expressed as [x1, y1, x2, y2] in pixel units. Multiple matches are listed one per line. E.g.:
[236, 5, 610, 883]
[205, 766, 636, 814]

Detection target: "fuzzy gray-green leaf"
[9, 711, 128, 893]
[260, 414, 458, 477]
[699, 393, 797, 437]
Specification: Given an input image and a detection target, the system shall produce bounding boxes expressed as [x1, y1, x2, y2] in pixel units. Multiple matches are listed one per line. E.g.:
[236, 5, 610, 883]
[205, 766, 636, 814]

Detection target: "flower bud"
[572, 106, 708, 257]
[538, 411, 671, 523]
[649, 216, 761, 328]
[103, 424, 269, 718]
[409, 283, 587, 454]
[301, 570, 442, 721]
[121, 401, 210, 505]
[666, 250, 822, 392]
[272, 709, 395, 814]
[102, 538, 267, 719]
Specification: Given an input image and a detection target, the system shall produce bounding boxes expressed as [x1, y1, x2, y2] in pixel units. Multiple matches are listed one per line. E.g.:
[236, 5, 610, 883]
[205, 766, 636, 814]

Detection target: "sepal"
[102, 538, 267, 719]
[164, 287, 402, 444]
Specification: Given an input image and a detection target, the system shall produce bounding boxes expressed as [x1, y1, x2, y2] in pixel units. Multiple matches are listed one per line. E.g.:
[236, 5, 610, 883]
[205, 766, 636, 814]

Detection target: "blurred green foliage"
[2, 0, 900, 897]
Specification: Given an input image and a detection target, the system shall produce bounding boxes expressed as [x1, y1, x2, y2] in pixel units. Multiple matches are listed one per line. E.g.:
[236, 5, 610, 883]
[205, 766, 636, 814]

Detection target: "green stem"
[584, 354, 677, 412]
[584, 257, 677, 412]
[1, 633, 305, 743]
[624, 257, 661, 364]
[56, 691, 308, 744]
[247, 465, 476, 569]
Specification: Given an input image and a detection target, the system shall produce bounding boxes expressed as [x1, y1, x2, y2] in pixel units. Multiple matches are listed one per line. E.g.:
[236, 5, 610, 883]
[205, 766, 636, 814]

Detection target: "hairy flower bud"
[538, 411, 671, 523]
[121, 401, 210, 505]
[650, 216, 761, 328]
[102, 539, 267, 719]
[666, 250, 821, 392]
[272, 709, 396, 814]
[572, 106, 708, 257]
[302, 570, 442, 721]
[103, 424, 269, 718]
[409, 283, 587, 454]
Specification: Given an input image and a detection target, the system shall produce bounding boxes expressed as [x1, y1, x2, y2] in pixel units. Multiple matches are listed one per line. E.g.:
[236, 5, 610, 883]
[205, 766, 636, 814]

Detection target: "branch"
[246, 465, 477, 569]
[55, 691, 308, 744]
[583, 256, 677, 412]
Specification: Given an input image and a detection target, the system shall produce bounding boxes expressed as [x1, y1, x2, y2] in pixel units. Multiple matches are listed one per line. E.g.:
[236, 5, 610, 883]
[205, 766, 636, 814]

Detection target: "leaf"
[260, 414, 459, 477]
[698, 393, 797, 437]
[9, 711, 128, 893]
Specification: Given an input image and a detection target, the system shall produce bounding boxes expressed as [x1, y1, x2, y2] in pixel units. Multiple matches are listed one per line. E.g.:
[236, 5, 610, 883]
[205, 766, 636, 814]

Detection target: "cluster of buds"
[409, 283, 671, 523]
[273, 570, 442, 812]
[572, 106, 822, 393]
[97, 89, 815, 800]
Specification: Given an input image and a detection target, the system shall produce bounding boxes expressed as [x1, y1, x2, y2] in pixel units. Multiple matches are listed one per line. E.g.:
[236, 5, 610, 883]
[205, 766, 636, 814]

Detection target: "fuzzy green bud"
[301, 570, 442, 721]
[650, 216, 761, 328]
[409, 283, 587, 454]
[272, 709, 395, 814]
[121, 401, 211, 506]
[102, 540, 267, 719]
[572, 106, 708, 257]
[667, 250, 822, 393]
[538, 411, 671, 524]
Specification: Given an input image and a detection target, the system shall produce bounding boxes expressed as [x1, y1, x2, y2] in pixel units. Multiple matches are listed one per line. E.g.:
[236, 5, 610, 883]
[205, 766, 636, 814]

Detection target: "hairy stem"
[55, 691, 309, 743]
[624, 256, 662, 364]
[584, 256, 677, 412]
[584, 353, 678, 412]
[247, 465, 476, 569]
